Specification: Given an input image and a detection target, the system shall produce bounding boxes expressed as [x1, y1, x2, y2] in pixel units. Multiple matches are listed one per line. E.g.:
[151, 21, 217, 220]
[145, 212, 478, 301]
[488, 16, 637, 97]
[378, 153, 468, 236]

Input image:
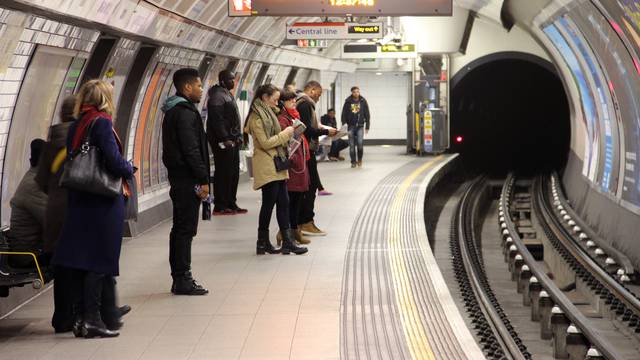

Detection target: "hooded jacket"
[206, 85, 242, 146]
[161, 95, 210, 185]
[245, 100, 291, 190]
[341, 95, 371, 130]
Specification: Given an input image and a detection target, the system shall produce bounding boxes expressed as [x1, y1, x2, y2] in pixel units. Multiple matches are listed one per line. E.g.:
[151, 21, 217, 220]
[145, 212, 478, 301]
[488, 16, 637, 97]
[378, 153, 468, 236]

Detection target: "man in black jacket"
[341, 86, 371, 168]
[206, 70, 246, 215]
[162, 68, 210, 296]
[297, 81, 337, 236]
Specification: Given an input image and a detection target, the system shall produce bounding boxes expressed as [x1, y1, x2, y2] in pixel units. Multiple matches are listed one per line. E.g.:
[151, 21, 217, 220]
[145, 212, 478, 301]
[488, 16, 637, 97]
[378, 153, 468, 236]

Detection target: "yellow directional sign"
[381, 44, 416, 53]
[348, 25, 381, 34]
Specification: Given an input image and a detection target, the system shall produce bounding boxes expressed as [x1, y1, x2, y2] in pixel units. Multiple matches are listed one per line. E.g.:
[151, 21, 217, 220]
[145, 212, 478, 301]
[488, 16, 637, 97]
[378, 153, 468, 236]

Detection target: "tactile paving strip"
[340, 157, 483, 360]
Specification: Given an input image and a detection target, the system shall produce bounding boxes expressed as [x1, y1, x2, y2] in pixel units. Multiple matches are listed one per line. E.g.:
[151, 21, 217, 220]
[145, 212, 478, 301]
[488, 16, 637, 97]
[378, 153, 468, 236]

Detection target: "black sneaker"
[172, 278, 209, 296]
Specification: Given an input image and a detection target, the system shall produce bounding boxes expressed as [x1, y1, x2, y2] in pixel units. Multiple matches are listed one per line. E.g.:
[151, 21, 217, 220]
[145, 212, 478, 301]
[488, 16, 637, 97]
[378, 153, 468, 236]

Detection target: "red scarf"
[285, 107, 300, 120]
[72, 105, 123, 153]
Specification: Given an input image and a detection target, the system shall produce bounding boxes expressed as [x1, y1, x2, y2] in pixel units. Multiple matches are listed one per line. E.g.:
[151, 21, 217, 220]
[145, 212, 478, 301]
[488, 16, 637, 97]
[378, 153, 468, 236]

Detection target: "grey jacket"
[8, 167, 48, 252]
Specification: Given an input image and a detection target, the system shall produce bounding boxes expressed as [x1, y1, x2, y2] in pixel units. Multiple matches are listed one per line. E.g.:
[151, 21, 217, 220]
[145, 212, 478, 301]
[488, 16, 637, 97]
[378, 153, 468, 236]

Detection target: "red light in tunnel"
[455, 135, 463, 143]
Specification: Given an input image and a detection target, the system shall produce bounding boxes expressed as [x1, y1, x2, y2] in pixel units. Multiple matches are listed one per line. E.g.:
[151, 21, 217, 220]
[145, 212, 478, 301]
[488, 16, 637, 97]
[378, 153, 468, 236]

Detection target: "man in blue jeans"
[341, 86, 371, 168]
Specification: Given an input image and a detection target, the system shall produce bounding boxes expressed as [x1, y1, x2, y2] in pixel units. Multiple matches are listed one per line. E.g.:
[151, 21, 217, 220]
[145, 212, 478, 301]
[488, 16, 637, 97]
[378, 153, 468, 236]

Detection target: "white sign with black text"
[285, 22, 383, 40]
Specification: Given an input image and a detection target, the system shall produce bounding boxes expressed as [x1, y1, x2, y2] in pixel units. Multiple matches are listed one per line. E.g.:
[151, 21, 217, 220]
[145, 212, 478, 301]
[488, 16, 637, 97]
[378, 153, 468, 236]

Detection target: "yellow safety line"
[387, 156, 443, 360]
[0, 251, 45, 286]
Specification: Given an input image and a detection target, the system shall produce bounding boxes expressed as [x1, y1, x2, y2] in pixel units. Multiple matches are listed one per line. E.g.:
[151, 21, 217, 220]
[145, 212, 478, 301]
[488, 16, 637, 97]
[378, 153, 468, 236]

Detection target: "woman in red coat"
[277, 91, 311, 245]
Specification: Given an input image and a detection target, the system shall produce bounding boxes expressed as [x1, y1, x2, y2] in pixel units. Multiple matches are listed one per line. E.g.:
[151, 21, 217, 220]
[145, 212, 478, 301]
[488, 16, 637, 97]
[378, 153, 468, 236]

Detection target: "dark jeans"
[259, 180, 290, 232]
[212, 146, 239, 210]
[348, 127, 365, 163]
[300, 153, 320, 224]
[69, 268, 118, 325]
[329, 139, 349, 158]
[169, 181, 200, 277]
[289, 191, 304, 230]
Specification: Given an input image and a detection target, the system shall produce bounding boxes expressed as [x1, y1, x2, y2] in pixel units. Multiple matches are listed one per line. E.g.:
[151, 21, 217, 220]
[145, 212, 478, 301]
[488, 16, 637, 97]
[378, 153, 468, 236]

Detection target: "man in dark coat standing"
[162, 68, 210, 296]
[206, 70, 246, 215]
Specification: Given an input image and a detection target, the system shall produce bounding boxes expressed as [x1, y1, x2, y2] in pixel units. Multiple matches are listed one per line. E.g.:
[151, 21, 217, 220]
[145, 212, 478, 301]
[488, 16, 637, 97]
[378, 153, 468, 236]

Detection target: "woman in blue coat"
[52, 80, 133, 338]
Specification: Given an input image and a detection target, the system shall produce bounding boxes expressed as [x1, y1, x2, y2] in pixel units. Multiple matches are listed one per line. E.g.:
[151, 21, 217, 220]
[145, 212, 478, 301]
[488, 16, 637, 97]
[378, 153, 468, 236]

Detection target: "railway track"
[450, 174, 640, 359]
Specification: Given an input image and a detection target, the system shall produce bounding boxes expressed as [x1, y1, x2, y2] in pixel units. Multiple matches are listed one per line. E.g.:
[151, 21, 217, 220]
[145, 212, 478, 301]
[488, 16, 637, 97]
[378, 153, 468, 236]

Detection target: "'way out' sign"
[285, 22, 383, 40]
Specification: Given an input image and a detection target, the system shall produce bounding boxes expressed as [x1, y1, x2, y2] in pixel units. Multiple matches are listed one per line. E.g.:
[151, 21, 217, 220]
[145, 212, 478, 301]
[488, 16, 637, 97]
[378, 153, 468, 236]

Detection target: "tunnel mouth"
[450, 53, 571, 177]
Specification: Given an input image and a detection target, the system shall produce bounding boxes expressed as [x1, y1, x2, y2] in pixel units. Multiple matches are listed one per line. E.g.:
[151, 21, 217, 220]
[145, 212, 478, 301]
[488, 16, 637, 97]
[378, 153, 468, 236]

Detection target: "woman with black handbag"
[244, 84, 307, 255]
[52, 80, 133, 338]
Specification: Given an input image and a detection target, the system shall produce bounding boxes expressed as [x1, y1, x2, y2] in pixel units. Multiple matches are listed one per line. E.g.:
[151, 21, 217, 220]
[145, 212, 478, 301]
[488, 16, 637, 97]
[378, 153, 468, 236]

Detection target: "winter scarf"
[250, 98, 286, 158]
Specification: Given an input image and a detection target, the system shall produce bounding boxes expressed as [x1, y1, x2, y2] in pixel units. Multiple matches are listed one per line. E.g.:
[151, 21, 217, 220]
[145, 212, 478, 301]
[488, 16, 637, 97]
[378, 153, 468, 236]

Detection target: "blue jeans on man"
[348, 126, 364, 165]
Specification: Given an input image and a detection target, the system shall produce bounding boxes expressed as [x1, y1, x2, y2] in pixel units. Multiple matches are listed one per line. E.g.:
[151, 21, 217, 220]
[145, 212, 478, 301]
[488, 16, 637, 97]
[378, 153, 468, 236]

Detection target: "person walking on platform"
[321, 108, 348, 162]
[52, 80, 134, 338]
[207, 70, 247, 216]
[341, 86, 370, 168]
[161, 68, 210, 296]
[35, 95, 76, 333]
[244, 84, 307, 255]
[296, 81, 337, 236]
[277, 90, 311, 246]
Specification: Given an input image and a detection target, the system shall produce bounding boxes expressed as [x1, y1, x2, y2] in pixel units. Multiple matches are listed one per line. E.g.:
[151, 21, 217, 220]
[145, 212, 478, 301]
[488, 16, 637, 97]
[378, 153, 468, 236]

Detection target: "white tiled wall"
[335, 71, 410, 140]
[0, 8, 97, 217]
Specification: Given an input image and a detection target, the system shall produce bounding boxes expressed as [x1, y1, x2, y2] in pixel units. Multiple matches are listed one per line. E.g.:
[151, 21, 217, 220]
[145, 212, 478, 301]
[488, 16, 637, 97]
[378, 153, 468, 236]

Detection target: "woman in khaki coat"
[245, 84, 308, 255]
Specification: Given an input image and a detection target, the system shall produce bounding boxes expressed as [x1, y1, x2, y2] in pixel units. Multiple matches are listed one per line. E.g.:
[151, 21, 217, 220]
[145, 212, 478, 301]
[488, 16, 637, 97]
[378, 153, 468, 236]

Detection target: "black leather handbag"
[273, 154, 290, 172]
[59, 119, 122, 197]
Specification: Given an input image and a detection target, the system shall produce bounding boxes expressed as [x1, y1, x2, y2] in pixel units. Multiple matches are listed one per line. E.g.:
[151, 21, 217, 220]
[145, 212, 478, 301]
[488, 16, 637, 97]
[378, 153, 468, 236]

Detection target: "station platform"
[0, 146, 482, 360]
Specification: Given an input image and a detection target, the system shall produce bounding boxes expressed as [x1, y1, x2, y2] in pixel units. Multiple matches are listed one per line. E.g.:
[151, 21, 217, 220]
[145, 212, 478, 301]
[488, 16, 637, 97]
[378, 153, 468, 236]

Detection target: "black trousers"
[169, 181, 200, 277]
[259, 180, 290, 232]
[300, 153, 320, 224]
[51, 265, 74, 330]
[212, 146, 240, 210]
[289, 191, 304, 230]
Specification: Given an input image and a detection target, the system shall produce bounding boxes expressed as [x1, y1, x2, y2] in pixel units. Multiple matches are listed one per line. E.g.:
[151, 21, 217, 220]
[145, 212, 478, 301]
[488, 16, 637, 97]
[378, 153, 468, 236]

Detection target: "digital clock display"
[329, 0, 375, 6]
[251, 0, 452, 16]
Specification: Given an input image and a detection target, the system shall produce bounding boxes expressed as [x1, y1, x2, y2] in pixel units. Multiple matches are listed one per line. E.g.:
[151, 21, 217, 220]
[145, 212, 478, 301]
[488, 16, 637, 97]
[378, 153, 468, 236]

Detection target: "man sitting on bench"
[6, 139, 48, 268]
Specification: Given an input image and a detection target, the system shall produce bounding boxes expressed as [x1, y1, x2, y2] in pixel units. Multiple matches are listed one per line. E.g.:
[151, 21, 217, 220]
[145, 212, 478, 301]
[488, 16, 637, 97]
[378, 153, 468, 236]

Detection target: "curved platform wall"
[506, 0, 640, 268]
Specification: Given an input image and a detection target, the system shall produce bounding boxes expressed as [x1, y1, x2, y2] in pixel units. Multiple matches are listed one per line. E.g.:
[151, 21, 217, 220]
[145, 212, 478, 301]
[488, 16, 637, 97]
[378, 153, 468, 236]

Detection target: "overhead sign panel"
[286, 22, 383, 40]
[253, 0, 452, 16]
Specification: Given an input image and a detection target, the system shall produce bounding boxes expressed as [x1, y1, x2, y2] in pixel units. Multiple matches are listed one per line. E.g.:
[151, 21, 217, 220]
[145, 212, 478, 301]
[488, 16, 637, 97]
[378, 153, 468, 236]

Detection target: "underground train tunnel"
[450, 53, 571, 176]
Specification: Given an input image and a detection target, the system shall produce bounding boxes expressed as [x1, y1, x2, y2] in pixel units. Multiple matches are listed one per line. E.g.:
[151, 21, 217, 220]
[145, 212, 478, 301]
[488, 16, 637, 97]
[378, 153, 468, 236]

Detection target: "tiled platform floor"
[0, 146, 416, 360]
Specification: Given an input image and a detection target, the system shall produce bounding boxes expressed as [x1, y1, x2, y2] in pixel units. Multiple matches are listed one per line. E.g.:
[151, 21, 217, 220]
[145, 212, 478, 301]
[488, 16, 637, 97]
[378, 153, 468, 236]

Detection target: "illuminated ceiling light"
[375, 72, 383, 75]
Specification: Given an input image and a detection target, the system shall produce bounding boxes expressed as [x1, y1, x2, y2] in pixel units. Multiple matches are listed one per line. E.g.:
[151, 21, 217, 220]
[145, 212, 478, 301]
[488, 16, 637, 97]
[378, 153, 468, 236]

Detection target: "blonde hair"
[74, 79, 115, 118]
